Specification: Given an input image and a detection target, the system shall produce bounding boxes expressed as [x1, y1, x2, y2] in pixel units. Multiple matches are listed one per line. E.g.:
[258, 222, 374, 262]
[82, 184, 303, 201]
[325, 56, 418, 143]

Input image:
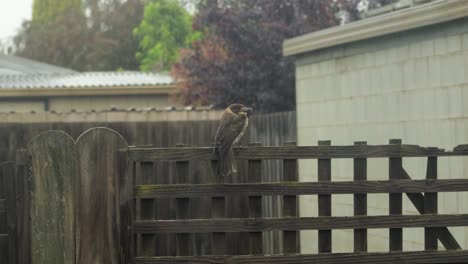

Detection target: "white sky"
[0, 0, 33, 41]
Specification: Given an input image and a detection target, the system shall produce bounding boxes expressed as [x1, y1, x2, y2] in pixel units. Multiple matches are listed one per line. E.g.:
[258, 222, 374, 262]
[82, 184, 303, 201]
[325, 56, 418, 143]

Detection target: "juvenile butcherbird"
[214, 104, 253, 177]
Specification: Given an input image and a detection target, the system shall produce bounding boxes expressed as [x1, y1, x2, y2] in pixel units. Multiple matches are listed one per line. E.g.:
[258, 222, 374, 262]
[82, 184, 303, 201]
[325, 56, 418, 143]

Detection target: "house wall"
[295, 17, 468, 253]
[0, 100, 45, 112]
[0, 94, 181, 113]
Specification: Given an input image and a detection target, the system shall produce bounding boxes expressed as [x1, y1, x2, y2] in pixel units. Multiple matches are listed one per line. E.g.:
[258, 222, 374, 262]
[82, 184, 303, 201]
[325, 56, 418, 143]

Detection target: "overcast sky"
[0, 1, 33, 41]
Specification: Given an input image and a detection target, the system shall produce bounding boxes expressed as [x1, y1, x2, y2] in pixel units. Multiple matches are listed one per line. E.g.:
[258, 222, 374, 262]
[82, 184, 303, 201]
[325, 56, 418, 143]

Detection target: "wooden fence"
[129, 140, 468, 263]
[0, 151, 29, 264]
[2, 127, 468, 263]
[0, 111, 296, 254]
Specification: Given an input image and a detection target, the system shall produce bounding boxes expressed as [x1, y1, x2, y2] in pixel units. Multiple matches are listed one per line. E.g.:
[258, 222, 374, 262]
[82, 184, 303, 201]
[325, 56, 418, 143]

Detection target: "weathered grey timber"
[28, 131, 75, 264]
[75, 127, 128, 264]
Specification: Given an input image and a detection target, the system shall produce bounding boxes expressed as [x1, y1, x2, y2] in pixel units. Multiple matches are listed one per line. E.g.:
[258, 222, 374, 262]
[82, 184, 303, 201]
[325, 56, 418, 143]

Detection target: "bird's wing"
[215, 111, 246, 154]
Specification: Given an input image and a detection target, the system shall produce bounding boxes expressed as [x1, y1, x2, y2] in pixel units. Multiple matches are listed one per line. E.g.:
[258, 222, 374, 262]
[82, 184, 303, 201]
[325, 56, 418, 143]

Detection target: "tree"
[134, 0, 199, 71]
[173, 0, 396, 112]
[15, 7, 89, 70]
[32, 0, 83, 22]
[15, 0, 144, 71]
[172, 1, 334, 112]
[81, 0, 144, 70]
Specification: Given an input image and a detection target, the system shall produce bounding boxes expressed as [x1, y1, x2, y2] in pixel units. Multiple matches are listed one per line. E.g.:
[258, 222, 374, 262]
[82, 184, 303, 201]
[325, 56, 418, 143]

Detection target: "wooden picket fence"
[0, 151, 29, 264]
[2, 127, 468, 263]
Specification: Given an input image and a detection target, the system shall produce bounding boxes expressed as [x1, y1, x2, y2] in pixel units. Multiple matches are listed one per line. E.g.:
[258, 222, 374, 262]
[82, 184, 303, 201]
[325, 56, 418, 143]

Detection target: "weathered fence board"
[117, 150, 134, 264]
[128, 144, 468, 161]
[353, 141, 367, 253]
[4, 162, 17, 264]
[211, 159, 226, 255]
[137, 161, 157, 256]
[0, 199, 5, 213]
[318, 140, 332, 253]
[175, 151, 191, 256]
[0, 234, 7, 262]
[247, 143, 262, 254]
[15, 149, 31, 264]
[134, 250, 468, 264]
[389, 139, 403, 251]
[282, 142, 299, 254]
[28, 131, 75, 264]
[425, 156, 438, 250]
[75, 127, 128, 264]
[134, 214, 468, 233]
[0, 163, 5, 235]
[135, 179, 468, 198]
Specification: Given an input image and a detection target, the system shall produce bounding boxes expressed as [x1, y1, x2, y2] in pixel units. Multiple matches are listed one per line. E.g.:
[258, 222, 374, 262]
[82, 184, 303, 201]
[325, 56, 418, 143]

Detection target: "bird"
[214, 103, 253, 177]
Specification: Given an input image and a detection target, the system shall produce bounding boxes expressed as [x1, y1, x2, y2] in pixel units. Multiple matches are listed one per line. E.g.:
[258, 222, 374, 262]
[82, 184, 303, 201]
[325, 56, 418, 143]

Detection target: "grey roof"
[21, 105, 215, 114]
[0, 55, 77, 75]
[0, 71, 174, 89]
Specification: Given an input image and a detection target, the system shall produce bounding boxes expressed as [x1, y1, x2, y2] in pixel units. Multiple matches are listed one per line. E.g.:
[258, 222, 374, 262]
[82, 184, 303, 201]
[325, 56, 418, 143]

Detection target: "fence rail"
[134, 250, 468, 264]
[128, 144, 468, 161]
[135, 214, 468, 233]
[135, 179, 468, 197]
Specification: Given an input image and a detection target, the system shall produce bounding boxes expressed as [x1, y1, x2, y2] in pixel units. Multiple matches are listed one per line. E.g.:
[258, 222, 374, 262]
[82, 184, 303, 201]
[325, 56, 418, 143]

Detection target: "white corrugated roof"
[0, 71, 174, 89]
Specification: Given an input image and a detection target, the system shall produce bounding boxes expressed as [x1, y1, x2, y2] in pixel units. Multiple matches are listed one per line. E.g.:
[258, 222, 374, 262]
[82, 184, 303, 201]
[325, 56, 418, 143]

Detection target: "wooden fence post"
[28, 131, 75, 264]
[15, 149, 30, 264]
[425, 156, 438, 250]
[0, 235, 6, 263]
[175, 144, 191, 256]
[117, 149, 134, 264]
[75, 127, 128, 264]
[135, 162, 142, 257]
[211, 156, 226, 255]
[248, 142, 262, 255]
[283, 141, 299, 254]
[318, 140, 332, 253]
[4, 162, 17, 264]
[0, 162, 7, 261]
[139, 161, 157, 256]
[389, 139, 403, 251]
[354, 141, 367, 252]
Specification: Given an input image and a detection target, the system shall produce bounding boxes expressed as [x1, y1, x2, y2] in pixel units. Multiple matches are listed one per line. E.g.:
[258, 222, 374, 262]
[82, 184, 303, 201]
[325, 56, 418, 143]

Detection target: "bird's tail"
[216, 148, 237, 177]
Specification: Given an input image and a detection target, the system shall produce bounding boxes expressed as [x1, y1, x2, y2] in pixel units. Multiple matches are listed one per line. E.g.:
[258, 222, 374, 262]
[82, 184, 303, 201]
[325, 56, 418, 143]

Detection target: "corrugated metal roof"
[1, 106, 215, 114]
[0, 71, 174, 89]
[0, 55, 77, 75]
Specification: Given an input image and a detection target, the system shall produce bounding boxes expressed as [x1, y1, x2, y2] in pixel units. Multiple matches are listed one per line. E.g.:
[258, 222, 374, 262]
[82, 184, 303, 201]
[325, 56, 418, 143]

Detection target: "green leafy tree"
[134, 0, 199, 71]
[16, 0, 89, 69]
[15, 0, 144, 71]
[33, 0, 83, 22]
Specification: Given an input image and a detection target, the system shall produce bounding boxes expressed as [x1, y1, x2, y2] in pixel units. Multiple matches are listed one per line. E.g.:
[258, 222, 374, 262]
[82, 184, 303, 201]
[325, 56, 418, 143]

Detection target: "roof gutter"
[0, 84, 177, 98]
[283, 0, 468, 56]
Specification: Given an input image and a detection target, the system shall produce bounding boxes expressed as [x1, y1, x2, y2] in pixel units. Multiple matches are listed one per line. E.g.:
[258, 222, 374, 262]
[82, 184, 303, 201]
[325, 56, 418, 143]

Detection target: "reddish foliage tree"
[173, 0, 396, 112]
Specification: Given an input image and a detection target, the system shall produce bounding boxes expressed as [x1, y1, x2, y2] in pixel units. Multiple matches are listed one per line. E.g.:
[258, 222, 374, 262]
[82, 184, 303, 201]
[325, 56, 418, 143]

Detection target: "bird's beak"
[241, 107, 253, 113]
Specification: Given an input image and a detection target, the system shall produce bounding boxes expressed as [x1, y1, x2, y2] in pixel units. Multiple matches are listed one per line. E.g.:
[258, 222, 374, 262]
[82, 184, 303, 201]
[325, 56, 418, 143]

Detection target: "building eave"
[0, 84, 178, 98]
[283, 0, 468, 56]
